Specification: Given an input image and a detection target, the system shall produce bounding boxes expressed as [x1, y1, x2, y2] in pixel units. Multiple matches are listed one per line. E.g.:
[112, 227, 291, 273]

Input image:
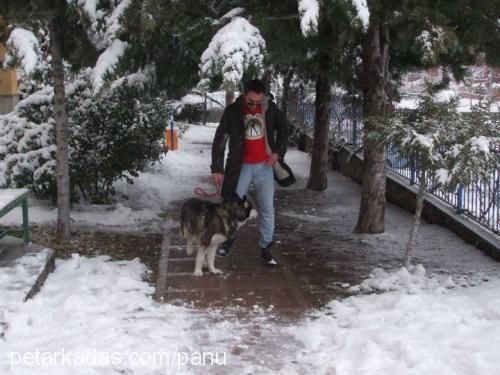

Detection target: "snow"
[219, 7, 245, 22]
[104, 0, 133, 44]
[109, 70, 149, 90]
[0, 255, 202, 374]
[0, 124, 220, 230]
[416, 26, 445, 63]
[2, 250, 499, 374]
[92, 39, 128, 92]
[351, 0, 370, 30]
[298, 0, 319, 36]
[0, 189, 28, 211]
[397, 94, 498, 113]
[469, 136, 491, 154]
[5, 28, 39, 75]
[288, 270, 500, 375]
[200, 17, 266, 90]
[1, 123, 500, 373]
[435, 168, 450, 185]
[0, 247, 53, 315]
[71, 0, 132, 49]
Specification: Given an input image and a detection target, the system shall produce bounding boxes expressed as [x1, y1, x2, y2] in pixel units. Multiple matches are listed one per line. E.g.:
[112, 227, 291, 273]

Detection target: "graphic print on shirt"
[244, 113, 265, 141]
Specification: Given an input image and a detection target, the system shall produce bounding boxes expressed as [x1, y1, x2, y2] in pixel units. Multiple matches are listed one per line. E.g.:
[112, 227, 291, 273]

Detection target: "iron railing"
[283, 95, 500, 234]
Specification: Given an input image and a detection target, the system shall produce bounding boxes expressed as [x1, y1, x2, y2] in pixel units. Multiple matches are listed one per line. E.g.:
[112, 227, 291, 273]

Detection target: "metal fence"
[283, 93, 500, 235]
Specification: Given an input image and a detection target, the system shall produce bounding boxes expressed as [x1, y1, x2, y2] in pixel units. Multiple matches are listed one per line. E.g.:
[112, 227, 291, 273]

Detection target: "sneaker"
[216, 235, 236, 257]
[261, 242, 278, 266]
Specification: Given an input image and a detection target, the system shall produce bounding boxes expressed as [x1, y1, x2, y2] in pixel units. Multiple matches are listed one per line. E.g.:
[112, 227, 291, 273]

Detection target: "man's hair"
[243, 79, 266, 94]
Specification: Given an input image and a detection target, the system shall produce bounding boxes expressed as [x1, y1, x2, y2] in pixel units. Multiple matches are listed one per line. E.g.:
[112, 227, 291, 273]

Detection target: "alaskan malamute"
[180, 194, 257, 276]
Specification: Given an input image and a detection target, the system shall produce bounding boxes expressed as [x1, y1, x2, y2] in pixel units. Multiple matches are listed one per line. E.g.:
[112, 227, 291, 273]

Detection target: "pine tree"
[387, 96, 499, 267]
[198, 14, 266, 106]
[353, 0, 500, 233]
[1, 0, 135, 240]
[1, 0, 96, 241]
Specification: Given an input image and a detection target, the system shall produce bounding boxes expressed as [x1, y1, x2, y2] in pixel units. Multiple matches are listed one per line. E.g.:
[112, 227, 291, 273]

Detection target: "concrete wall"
[332, 146, 500, 260]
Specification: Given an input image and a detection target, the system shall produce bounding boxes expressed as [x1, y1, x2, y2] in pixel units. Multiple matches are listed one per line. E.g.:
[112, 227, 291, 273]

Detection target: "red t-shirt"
[242, 104, 269, 164]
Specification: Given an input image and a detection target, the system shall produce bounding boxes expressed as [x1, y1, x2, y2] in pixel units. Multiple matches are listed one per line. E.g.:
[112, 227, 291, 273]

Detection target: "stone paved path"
[155, 169, 500, 317]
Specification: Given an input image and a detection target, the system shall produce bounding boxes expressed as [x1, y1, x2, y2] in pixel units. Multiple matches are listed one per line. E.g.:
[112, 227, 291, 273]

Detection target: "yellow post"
[164, 128, 179, 151]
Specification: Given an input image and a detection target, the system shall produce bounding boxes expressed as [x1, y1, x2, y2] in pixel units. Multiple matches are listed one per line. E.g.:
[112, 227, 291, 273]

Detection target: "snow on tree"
[298, 0, 368, 36]
[199, 16, 266, 104]
[350, 0, 369, 30]
[387, 95, 500, 268]
[92, 39, 128, 91]
[67, 0, 133, 92]
[298, 0, 319, 36]
[4, 28, 40, 74]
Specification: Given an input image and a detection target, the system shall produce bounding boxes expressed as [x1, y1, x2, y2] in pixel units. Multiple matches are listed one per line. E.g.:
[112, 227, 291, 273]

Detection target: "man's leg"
[254, 163, 277, 265]
[217, 164, 253, 257]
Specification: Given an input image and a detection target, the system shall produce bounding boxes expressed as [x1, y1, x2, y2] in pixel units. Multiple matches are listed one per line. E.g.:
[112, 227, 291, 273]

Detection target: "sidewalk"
[155, 164, 500, 315]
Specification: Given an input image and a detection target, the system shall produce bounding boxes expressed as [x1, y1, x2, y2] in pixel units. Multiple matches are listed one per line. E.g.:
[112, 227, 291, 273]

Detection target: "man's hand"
[212, 173, 224, 190]
[265, 153, 279, 167]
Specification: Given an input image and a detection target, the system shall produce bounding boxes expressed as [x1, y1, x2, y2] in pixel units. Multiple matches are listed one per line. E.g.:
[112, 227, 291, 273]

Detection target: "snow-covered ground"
[1, 123, 500, 374]
[0, 123, 219, 231]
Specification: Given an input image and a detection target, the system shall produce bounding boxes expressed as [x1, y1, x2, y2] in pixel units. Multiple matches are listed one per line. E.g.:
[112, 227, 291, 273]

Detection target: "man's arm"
[211, 109, 229, 175]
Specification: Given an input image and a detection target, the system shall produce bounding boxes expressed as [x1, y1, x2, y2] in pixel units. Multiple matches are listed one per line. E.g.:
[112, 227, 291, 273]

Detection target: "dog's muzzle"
[249, 209, 258, 220]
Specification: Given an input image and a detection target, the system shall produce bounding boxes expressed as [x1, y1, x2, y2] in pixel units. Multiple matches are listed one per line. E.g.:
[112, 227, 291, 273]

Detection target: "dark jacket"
[211, 95, 288, 197]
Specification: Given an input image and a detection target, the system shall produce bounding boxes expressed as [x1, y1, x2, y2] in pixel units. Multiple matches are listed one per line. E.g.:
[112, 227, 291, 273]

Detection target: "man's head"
[243, 79, 266, 110]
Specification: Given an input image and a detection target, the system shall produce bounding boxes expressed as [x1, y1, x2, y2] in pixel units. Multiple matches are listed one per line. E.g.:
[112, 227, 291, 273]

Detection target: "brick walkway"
[155, 222, 310, 314]
[155, 169, 500, 316]
[154, 177, 383, 316]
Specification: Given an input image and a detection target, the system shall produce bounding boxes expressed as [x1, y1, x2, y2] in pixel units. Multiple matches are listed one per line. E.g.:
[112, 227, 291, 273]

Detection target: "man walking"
[211, 79, 288, 266]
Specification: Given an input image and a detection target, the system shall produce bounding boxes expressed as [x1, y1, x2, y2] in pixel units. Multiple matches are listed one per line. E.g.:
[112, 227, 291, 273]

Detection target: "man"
[211, 79, 288, 266]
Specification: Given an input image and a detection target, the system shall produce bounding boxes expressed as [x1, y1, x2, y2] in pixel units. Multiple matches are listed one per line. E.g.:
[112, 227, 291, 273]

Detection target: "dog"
[180, 194, 257, 276]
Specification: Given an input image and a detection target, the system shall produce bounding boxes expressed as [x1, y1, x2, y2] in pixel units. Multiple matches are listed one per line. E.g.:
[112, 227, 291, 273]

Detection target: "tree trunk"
[404, 171, 426, 268]
[225, 89, 234, 107]
[49, 18, 71, 241]
[262, 68, 272, 94]
[354, 13, 390, 233]
[307, 14, 334, 191]
[281, 69, 294, 121]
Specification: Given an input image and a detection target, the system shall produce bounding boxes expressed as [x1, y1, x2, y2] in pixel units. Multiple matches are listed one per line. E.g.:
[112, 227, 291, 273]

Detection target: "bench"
[0, 188, 30, 244]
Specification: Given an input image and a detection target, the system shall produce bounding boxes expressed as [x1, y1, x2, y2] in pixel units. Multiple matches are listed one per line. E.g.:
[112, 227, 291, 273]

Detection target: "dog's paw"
[193, 270, 203, 277]
[210, 268, 223, 275]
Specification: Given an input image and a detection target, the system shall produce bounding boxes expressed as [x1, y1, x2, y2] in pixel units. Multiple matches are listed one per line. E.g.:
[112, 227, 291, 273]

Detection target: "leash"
[194, 183, 221, 198]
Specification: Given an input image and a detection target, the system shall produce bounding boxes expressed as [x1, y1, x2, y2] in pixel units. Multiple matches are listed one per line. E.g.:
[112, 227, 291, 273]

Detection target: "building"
[0, 42, 18, 114]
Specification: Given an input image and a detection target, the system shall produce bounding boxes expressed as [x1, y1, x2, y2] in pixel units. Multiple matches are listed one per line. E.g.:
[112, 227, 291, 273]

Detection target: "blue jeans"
[236, 162, 275, 248]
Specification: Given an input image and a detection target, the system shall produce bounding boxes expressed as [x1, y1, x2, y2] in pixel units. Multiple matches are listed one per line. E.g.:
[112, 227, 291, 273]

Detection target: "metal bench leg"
[21, 198, 30, 244]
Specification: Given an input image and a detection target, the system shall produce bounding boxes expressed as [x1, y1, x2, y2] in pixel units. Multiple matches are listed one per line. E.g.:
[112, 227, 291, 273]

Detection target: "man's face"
[244, 91, 264, 110]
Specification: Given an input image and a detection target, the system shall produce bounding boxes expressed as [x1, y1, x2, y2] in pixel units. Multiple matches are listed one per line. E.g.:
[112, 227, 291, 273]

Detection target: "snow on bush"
[199, 17, 266, 91]
[0, 70, 170, 203]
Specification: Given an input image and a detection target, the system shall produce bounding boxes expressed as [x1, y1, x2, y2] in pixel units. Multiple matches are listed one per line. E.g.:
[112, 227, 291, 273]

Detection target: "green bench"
[0, 188, 30, 244]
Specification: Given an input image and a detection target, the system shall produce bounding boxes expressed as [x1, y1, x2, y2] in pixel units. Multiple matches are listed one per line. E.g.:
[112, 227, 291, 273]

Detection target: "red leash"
[194, 184, 221, 198]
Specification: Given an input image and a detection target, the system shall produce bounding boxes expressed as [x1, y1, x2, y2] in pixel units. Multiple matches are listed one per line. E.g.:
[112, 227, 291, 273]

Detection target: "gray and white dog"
[180, 194, 257, 276]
